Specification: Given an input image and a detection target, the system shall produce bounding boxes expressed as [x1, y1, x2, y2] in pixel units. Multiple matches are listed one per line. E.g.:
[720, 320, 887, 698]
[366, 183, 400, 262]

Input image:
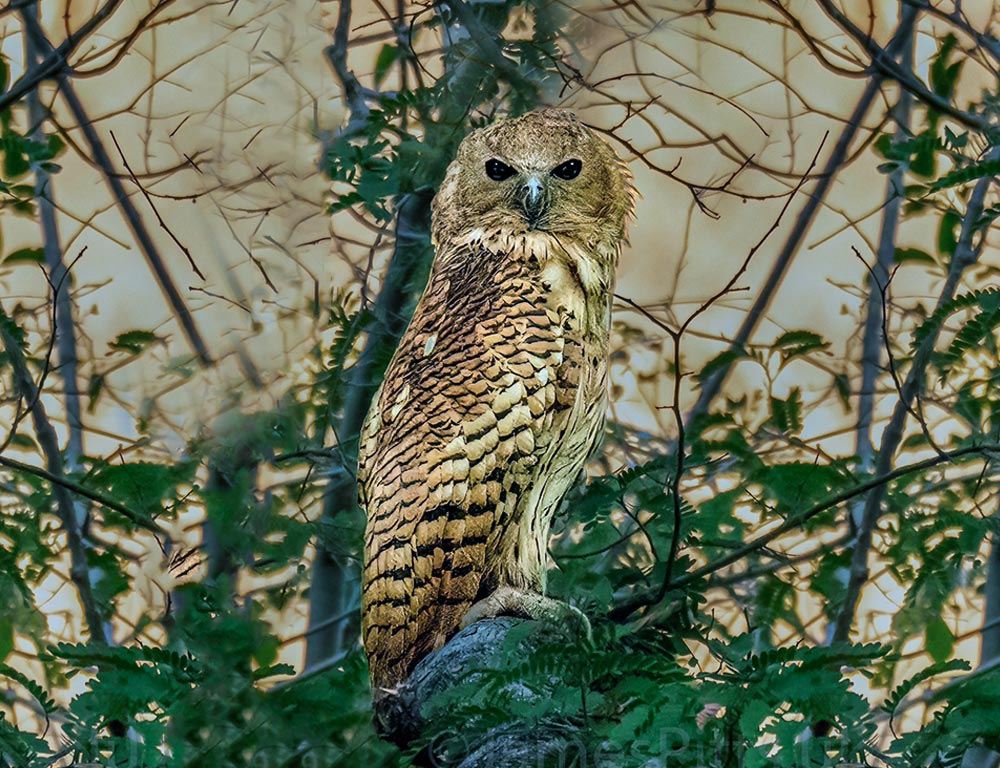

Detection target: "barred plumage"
[359, 110, 633, 694]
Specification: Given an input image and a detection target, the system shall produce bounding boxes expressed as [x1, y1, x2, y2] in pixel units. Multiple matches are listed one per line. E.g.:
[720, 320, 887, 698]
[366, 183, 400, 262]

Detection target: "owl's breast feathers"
[359, 234, 613, 693]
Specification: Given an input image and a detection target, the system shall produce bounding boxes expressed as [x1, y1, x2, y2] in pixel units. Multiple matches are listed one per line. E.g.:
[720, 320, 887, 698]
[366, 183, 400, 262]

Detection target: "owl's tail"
[362, 503, 489, 697]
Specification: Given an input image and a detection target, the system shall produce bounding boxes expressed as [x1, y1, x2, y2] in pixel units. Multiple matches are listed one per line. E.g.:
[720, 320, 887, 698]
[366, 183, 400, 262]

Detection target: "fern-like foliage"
[911, 286, 1000, 356]
[882, 659, 971, 719]
[0, 662, 56, 714]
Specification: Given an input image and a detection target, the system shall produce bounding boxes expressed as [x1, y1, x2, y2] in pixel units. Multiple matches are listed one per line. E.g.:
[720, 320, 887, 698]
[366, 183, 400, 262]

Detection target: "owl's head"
[432, 109, 633, 257]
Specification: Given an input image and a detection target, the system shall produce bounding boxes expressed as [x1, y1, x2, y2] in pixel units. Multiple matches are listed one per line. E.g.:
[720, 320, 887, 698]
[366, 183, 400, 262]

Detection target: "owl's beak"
[517, 175, 547, 227]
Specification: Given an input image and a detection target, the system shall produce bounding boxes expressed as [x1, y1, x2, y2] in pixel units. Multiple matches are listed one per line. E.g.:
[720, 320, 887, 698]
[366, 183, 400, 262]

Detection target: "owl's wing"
[359, 247, 570, 692]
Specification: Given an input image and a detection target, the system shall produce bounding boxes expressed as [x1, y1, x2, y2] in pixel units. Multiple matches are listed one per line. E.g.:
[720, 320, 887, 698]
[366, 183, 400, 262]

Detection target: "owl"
[358, 108, 633, 695]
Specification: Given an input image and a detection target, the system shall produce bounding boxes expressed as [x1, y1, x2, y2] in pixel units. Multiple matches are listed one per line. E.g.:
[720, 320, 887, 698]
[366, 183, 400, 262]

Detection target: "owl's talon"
[461, 585, 591, 644]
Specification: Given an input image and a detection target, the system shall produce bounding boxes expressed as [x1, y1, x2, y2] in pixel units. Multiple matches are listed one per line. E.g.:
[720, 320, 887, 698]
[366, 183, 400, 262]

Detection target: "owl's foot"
[461, 586, 592, 642]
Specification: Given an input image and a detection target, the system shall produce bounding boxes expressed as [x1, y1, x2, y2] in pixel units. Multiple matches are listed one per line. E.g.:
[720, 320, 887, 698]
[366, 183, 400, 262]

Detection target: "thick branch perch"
[375, 617, 583, 768]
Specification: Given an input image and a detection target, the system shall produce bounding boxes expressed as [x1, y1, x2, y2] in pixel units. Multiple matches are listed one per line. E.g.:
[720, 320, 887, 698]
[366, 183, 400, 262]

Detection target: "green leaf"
[697, 347, 748, 383]
[930, 33, 961, 98]
[757, 462, 846, 511]
[937, 209, 961, 257]
[739, 698, 774, 739]
[1, 134, 30, 178]
[773, 330, 828, 364]
[943, 125, 967, 150]
[770, 388, 802, 434]
[88, 460, 194, 525]
[3, 247, 44, 265]
[925, 616, 955, 663]
[930, 158, 1000, 192]
[253, 662, 295, 681]
[873, 133, 893, 159]
[6, 433, 37, 451]
[977, 203, 1000, 231]
[911, 131, 938, 178]
[833, 372, 851, 411]
[940, 303, 1000, 375]
[894, 247, 935, 265]
[883, 658, 970, 715]
[87, 372, 105, 413]
[773, 330, 823, 349]
[912, 286, 1000, 354]
[46, 133, 65, 158]
[109, 329, 160, 355]
[374, 44, 401, 87]
[0, 663, 56, 713]
[0, 620, 12, 662]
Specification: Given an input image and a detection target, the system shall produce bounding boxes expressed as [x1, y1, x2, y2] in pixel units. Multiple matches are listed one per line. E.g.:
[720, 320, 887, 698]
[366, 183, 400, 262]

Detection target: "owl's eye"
[551, 159, 582, 180]
[485, 158, 517, 181]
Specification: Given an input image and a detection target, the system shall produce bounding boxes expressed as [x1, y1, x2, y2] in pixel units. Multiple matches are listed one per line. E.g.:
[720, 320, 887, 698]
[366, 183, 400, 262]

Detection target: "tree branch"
[853, 27, 914, 477]
[0, 0, 125, 113]
[23, 7, 85, 471]
[18, 9, 213, 366]
[374, 616, 582, 766]
[306, 0, 432, 670]
[813, 0, 992, 132]
[0, 305, 108, 645]
[0, 452, 161, 534]
[683, 7, 918, 430]
[834, 20, 917, 646]
[832, 146, 1000, 643]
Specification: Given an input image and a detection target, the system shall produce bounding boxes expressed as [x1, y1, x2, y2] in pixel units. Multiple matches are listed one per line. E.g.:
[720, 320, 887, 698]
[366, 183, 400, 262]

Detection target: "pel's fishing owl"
[359, 109, 633, 695]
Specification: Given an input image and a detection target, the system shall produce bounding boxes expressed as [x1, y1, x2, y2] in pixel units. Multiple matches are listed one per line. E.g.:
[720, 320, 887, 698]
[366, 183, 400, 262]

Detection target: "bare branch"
[19, 9, 213, 366]
[683, 7, 918, 429]
[811, 0, 992, 132]
[109, 131, 205, 280]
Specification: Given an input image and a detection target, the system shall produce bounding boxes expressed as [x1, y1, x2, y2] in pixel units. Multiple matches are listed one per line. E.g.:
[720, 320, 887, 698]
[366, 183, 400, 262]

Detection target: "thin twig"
[674, 443, 1000, 598]
[615, 135, 827, 613]
[109, 130, 205, 280]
